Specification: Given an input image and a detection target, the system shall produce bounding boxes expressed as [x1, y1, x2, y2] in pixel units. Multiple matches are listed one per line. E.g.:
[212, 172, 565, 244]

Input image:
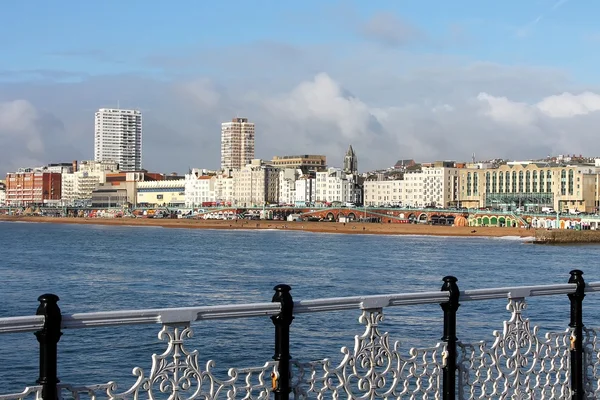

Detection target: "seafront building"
[231, 159, 279, 207]
[294, 174, 316, 206]
[279, 168, 301, 205]
[136, 179, 186, 207]
[220, 117, 255, 171]
[315, 168, 360, 204]
[459, 162, 598, 213]
[90, 171, 162, 208]
[94, 108, 143, 171]
[364, 162, 461, 208]
[61, 160, 120, 206]
[4, 170, 62, 206]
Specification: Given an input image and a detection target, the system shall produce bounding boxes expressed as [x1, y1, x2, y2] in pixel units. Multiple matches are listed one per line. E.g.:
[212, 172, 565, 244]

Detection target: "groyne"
[534, 229, 600, 244]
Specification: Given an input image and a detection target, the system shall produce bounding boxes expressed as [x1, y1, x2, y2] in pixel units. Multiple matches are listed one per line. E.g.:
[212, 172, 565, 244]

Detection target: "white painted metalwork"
[0, 386, 42, 400]
[62, 302, 281, 329]
[291, 308, 445, 399]
[583, 327, 600, 398]
[4, 280, 600, 399]
[458, 298, 571, 399]
[0, 315, 44, 334]
[74, 324, 274, 400]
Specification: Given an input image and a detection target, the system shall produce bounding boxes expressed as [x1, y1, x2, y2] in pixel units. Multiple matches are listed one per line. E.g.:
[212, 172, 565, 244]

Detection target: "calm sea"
[1, 221, 600, 393]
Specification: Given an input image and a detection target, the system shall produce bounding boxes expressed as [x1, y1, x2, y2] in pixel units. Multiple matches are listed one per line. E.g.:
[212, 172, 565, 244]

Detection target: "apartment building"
[459, 162, 598, 213]
[363, 163, 460, 207]
[295, 174, 316, 206]
[184, 170, 217, 207]
[61, 160, 120, 205]
[403, 165, 460, 208]
[363, 179, 405, 207]
[5, 171, 62, 206]
[94, 108, 142, 171]
[231, 160, 279, 206]
[279, 168, 301, 205]
[221, 117, 255, 171]
[315, 168, 358, 204]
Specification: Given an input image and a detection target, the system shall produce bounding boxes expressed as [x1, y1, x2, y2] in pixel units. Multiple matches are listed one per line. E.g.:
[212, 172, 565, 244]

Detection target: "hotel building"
[459, 162, 598, 213]
[94, 108, 142, 171]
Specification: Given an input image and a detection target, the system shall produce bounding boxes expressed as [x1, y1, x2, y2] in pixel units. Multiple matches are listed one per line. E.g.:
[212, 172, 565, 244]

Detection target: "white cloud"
[3, 45, 600, 175]
[266, 73, 375, 140]
[536, 92, 600, 118]
[476, 93, 536, 126]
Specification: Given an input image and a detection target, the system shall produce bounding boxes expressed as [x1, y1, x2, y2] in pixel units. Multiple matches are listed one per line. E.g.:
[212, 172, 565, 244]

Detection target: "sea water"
[1, 221, 599, 393]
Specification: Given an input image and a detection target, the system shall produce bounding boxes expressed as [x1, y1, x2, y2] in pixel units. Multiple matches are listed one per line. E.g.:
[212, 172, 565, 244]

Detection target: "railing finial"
[35, 293, 62, 400]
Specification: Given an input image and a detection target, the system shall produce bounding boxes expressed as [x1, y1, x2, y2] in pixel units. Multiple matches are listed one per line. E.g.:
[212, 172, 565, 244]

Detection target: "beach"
[0, 215, 534, 238]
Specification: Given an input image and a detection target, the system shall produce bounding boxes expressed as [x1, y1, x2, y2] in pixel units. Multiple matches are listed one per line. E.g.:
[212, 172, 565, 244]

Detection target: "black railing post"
[568, 270, 585, 400]
[441, 276, 460, 400]
[271, 284, 294, 400]
[35, 294, 62, 400]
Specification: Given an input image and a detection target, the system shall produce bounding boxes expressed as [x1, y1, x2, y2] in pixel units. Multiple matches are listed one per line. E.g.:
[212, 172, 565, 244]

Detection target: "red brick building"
[5, 171, 62, 206]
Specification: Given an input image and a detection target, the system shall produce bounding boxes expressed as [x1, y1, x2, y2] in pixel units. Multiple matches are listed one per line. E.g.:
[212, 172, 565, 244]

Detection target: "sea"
[1, 221, 600, 394]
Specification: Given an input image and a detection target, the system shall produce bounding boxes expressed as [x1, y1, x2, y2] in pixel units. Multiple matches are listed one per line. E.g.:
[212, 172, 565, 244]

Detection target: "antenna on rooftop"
[117, 100, 120, 109]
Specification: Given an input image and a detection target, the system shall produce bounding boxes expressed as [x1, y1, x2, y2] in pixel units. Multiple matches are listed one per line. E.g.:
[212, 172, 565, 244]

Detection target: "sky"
[2, 0, 600, 175]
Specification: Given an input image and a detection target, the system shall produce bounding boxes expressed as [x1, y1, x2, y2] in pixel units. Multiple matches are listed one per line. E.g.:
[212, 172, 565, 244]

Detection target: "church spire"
[343, 144, 358, 175]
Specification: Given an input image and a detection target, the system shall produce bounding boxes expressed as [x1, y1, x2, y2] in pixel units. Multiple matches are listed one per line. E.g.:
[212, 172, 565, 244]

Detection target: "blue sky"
[2, 0, 597, 80]
[2, 0, 600, 175]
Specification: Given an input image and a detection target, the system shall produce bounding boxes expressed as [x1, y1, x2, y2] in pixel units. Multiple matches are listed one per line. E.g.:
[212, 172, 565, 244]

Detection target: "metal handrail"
[2, 281, 597, 335]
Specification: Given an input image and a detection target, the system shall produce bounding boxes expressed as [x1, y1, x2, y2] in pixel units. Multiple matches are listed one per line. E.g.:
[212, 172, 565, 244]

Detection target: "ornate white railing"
[1, 271, 599, 400]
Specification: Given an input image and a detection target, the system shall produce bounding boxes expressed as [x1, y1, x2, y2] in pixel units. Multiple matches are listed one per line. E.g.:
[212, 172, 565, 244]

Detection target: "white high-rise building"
[221, 117, 255, 171]
[94, 108, 142, 171]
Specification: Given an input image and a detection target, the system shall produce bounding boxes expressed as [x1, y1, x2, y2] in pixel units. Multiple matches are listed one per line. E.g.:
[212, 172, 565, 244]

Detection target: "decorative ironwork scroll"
[291, 309, 445, 399]
[457, 298, 571, 399]
[0, 386, 43, 400]
[30, 324, 275, 400]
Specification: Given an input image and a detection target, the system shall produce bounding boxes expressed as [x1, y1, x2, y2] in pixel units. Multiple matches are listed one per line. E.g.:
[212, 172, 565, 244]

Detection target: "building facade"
[61, 160, 120, 206]
[459, 162, 598, 213]
[363, 179, 405, 207]
[94, 108, 142, 171]
[364, 164, 460, 208]
[271, 155, 327, 173]
[231, 160, 279, 206]
[315, 168, 359, 204]
[136, 180, 186, 207]
[279, 168, 301, 206]
[184, 170, 217, 208]
[295, 175, 316, 206]
[220, 117, 255, 171]
[5, 171, 62, 206]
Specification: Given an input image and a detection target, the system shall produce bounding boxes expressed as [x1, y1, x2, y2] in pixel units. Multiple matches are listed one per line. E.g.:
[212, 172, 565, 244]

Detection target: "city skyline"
[3, 1, 600, 176]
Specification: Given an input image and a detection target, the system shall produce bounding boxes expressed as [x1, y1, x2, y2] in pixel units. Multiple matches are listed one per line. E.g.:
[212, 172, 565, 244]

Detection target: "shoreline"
[0, 215, 535, 238]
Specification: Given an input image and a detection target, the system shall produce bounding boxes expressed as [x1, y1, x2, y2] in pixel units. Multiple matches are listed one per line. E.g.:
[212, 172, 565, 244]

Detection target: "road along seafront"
[0, 215, 536, 238]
